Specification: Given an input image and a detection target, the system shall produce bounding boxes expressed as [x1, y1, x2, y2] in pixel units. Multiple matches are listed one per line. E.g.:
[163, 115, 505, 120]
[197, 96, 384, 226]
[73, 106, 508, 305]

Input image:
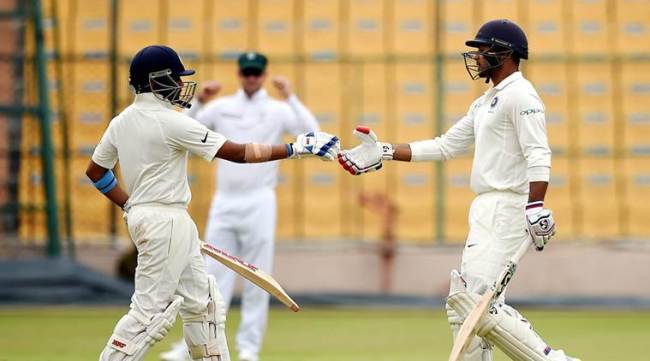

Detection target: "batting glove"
[525, 201, 556, 251]
[338, 126, 394, 175]
[290, 131, 340, 161]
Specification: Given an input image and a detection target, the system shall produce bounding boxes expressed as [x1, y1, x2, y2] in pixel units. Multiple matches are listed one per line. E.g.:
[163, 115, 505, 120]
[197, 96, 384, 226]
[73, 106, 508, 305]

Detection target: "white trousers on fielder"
[204, 189, 277, 357]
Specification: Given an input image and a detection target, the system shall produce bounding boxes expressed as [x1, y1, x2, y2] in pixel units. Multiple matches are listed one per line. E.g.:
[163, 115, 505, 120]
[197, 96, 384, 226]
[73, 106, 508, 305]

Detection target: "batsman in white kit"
[338, 20, 580, 361]
[85, 45, 339, 361]
[161, 52, 319, 361]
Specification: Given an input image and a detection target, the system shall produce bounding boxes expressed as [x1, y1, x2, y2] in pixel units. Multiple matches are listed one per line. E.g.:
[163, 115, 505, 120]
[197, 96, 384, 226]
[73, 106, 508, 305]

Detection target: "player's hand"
[525, 202, 556, 251]
[272, 76, 292, 99]
[197, 81, 221, 103]
[290, 131, 340, 161]
[338, 126, 394, 175]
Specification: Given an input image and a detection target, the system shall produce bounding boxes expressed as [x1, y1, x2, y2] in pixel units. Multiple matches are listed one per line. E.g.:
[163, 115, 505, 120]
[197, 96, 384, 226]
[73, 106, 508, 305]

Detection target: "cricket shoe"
[238, 349, 259, 361]
[159, 340, 190, 361]
[549, 349, 581, 361]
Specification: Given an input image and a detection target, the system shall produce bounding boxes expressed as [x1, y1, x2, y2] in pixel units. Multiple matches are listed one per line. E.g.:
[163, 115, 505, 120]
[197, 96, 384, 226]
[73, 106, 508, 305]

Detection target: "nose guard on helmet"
[149, 69, 197, 109]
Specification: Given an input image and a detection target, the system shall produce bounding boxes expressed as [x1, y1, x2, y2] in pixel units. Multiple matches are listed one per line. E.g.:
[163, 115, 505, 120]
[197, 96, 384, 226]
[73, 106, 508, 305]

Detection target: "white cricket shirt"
[410, 71, 551, 195]
[187, 88, 319, 193]
[92, 93, 227, 208]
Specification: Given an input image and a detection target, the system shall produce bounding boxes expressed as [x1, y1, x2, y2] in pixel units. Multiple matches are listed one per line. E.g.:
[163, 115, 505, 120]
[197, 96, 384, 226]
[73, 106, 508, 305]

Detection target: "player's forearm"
[391, 144, 412, 161]
[216, 141, 291, 163]
[407, 139, 446, 161]
[104, 186, 129, 209]
[86, 161, 129, 209]
[528, 181, 548, 203]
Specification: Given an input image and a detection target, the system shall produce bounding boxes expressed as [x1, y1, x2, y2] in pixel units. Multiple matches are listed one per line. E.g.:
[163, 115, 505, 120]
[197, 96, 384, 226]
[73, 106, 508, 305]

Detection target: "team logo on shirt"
[490, 97, 499, 108]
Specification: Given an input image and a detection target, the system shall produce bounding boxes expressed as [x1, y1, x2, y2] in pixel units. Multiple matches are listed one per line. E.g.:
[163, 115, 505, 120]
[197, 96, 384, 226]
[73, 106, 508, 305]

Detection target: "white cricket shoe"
[238, 349, 259, 361]
[159, 340, 190, 361]
[550, 349, 581, 361]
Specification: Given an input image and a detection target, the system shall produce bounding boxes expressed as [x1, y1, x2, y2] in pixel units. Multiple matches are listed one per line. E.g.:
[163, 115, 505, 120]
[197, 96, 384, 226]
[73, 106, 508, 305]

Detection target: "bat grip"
[492, 238, 533, 298]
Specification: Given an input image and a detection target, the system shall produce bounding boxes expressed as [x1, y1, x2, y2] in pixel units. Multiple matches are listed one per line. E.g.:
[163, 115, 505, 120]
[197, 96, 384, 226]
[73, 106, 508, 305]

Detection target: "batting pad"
[449, 291, 576, 361]
[100, 295, 183, 361]
[183, 275, 230, 361]
[446, 270, 493, 361]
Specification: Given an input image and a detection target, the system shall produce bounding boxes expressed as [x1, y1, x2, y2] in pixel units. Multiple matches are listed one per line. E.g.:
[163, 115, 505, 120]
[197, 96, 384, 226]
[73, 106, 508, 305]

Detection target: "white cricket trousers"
[461, 190, 529, 291]
[204, 188, 277, 356]
[125, 204, 211, 332]
[450, 190, 528, 361]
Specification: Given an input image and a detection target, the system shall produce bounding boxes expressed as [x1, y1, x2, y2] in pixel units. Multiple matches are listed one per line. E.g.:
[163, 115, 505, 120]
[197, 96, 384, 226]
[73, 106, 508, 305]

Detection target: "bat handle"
[492, 238, 532, 299]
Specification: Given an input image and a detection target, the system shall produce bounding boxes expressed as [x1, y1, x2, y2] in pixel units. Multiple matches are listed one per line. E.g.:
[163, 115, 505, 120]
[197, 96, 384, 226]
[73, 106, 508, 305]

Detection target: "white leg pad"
[183, 275, 230, 361]
[99, 296, 183, 361]
[448, 291, 578, 361]
[446, 270, 493, 361]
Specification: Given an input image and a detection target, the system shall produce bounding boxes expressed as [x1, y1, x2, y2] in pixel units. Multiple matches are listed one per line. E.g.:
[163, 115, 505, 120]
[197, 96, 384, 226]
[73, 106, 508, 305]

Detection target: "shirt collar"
[237, 88, 268, 102]
[133, 92, 173, 109]
[493, 71, 523, 91]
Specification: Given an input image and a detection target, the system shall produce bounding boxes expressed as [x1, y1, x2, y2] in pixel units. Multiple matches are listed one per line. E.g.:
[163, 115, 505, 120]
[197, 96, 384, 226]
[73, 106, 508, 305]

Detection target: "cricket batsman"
[338, 20, 580, 361]
[161, 51, 319, 361]
[86, 45, 339, 361]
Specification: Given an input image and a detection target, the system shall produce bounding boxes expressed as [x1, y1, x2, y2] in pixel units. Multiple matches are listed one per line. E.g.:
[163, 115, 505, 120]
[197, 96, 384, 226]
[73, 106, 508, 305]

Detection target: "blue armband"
[94, 170, 118, 194]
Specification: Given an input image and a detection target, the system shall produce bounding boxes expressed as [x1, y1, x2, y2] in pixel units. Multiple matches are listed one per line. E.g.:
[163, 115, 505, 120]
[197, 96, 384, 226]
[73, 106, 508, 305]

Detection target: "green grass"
[0, 306, 648, 360]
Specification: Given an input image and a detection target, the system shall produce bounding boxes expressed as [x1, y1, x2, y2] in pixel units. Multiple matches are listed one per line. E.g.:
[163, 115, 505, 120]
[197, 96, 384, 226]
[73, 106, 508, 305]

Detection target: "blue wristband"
[286, 143, 294, 158]
[94, 170, 118, 194]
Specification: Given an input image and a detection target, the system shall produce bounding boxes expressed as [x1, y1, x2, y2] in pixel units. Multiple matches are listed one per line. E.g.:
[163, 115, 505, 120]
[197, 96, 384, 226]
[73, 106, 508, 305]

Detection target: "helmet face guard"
[149, 69, 196, 109]
[462, 39, 514, 81]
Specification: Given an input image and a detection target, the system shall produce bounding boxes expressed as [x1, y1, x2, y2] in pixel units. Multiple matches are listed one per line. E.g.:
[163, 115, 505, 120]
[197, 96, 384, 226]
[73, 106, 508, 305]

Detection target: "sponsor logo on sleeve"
[520, 108, 545, 116]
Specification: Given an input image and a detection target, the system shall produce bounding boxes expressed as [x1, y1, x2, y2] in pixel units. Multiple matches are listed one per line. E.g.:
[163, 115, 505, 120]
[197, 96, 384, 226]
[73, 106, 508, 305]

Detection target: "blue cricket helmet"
[129, 45, 195, 91]
[128, 45, 196, 108]
[466, 19, 528, 60]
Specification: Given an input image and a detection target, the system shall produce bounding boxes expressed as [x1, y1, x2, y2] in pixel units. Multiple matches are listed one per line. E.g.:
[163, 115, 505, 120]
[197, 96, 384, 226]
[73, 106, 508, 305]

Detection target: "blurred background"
[1, 1, 650, 359]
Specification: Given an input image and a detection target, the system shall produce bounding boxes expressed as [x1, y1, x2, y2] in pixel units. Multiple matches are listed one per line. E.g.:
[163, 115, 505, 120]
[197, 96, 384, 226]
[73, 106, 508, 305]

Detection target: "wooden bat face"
[447, 239, 532, 361]
[447, 289, 494, 361]
[200, 242, 300, 312]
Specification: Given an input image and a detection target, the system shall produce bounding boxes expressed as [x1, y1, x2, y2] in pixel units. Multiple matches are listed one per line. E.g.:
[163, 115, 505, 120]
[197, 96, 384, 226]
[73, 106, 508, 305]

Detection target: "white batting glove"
[525, 201, 556, 251]
[338, 126, 394, 175]
[290, 131, 340, 161]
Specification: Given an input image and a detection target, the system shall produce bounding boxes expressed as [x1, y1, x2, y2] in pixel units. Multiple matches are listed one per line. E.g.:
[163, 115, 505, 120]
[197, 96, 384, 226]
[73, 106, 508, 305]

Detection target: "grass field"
[1, 306, 648, 360]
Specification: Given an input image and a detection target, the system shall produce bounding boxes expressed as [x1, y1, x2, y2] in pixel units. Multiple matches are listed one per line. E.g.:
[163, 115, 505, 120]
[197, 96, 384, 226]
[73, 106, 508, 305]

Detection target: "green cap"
[238, 51, 268, 71]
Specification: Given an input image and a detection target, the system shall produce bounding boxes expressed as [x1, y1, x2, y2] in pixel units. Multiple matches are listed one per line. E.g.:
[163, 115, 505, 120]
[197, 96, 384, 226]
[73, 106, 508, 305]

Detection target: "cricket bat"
[447, 238, 532, 361]
[200, 242, 300, 312]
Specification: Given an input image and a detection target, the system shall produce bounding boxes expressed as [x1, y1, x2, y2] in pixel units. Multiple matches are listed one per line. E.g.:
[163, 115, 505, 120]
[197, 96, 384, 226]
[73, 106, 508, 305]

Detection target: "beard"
[477, 63, 490, 78]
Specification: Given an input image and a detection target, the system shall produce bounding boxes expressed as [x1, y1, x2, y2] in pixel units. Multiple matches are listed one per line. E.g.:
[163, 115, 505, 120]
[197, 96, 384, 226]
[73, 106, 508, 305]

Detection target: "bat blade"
[447, 239, 532, 361]
[447, 289, 494, 361]
[200, 242, 300, 312]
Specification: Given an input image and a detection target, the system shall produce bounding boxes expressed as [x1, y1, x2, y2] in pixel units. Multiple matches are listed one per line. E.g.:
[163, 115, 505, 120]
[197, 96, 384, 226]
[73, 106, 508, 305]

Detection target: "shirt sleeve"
[409, 100, 477, 162]
[163, 112, 228, 162]
[512, 93, 552, 182]
[283, 95, 320, 135]
[91, 121, 118, 169]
